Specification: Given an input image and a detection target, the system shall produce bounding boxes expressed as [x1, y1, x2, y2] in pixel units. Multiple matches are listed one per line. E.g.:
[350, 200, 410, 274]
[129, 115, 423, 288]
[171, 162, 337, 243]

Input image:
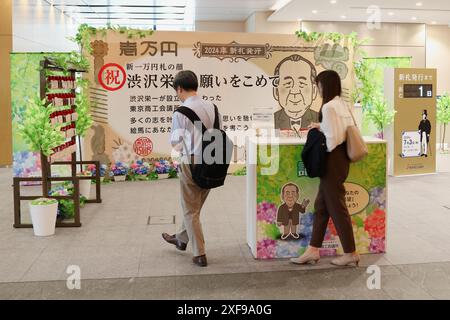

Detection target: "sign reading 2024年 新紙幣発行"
[82, 31, 355, 165]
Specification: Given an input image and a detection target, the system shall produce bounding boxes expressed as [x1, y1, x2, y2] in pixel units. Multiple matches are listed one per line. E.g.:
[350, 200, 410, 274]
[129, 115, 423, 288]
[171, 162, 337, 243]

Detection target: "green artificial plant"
[31, 198, 58, 206]
[437, 92, 450, 152]
[71, 23, 154, 54]
[75, 78, 94, 138]
[364, 99, 396, 139]
[352, 59, 379, 109]
[295, 31, 370, 56]
[51, 51, 89, 73]
[18, 97, 65, 157]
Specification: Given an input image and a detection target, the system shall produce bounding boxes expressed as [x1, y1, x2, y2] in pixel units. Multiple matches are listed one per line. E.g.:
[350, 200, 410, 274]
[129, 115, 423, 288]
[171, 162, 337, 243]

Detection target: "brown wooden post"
[95, 161, 101, 203]
[73, 177, 81, 227]
[13, 177, 21, 227]
[40, 152, 49, 197]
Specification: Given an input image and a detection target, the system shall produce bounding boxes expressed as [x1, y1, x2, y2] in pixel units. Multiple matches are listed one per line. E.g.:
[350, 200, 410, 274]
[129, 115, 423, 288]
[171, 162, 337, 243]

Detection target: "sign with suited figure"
[385, 68, 437, 176]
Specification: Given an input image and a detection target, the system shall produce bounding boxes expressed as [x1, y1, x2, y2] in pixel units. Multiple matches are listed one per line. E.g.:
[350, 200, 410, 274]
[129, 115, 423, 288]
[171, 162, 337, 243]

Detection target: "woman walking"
[291, 70, 359, 267]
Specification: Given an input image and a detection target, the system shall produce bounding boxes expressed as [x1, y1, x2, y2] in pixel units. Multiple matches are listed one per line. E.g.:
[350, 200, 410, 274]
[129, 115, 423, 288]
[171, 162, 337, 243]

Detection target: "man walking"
[162, 70, 221, 267]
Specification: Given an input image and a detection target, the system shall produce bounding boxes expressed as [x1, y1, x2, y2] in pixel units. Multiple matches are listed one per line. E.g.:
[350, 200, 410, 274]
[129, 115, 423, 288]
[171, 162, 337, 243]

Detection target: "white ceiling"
[269, 0, 450, 26]
[12, 0, 450, 33]
[13, 0, 279, 28]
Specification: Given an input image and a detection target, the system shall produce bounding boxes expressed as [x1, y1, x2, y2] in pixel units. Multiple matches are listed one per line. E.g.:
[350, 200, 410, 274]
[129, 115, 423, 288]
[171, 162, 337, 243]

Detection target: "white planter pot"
[159, 173, 169, 179]
[79, 179, 91, 199]
[29, 202, 58, 237]
[114, 175, 126, 182]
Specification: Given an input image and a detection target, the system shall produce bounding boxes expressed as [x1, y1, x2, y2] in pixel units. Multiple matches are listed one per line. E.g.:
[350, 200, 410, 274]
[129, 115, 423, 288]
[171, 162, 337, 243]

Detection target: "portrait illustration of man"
[273, 54, 319, 131]
[418, 109, 431, 157]
[277, 183, 310, 240]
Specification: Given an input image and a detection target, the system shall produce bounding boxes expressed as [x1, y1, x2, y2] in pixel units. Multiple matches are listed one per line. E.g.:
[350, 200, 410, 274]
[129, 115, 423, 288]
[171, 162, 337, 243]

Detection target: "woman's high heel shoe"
[290, 249, 320, 265]
[330, 253, 360, 267]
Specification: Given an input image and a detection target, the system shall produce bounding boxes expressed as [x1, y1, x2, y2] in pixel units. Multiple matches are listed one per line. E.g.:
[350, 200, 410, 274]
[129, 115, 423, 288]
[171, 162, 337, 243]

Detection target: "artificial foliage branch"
[71, 23, 154, 54]
[51, 51, 90, 72]
[18, 97, 65, 157]
[437, 92, 450, 151]
[352, 59, 379, 108]
[75, 78, 94, 138]
[364, 99, 396, 139]
[295, 31, 370, 56]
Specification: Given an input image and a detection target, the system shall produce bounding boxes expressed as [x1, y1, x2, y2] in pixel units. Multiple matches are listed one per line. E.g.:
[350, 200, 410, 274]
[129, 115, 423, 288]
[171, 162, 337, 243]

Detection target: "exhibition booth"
[10, 24, 446, 262]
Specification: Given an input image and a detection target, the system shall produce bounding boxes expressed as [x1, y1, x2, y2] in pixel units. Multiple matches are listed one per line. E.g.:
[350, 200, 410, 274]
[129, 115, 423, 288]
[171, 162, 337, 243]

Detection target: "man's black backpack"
[174, 105, 233, 189]
[301, 128, 328, 178]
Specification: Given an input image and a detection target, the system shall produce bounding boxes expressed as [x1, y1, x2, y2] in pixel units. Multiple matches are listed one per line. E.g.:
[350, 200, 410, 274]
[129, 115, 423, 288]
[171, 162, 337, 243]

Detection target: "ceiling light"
[297, 18, 303, 21]
[330, 0, 337, 4]
[411, 16, 417, 21]
[312, 10, 318, 14]
[416, 2, 423, 6]
[340, 15, 347, 19]
[431, 21, 437, 25]
[388, 12, 394, 16]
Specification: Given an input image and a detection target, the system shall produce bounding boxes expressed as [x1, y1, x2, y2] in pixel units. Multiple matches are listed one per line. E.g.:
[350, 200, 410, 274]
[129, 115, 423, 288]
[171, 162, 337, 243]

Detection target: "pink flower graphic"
[257, 202, 277, 224]
[257, 239, 277, 259]
[369, 237, 386, 253]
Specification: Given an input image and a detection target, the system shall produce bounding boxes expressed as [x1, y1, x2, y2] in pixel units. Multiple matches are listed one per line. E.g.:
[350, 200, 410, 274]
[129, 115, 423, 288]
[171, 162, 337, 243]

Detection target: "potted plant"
[147, 171, 159, 181]
[111, 161, 128, 181]
[86, 163, 109, 182]
[154, 159, 172, 179]
[29, 198, 58, 236]
[437, 93, 450, 153]
[129, 160, 151, 181]
[49, 183, 87, 221]
[77, 171, 92, 199]
[168, 161, 179, 179]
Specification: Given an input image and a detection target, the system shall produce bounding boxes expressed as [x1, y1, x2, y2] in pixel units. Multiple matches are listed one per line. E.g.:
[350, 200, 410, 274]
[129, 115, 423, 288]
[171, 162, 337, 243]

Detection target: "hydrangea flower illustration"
[110, 161, 128, 176]
[257, 221, 270, 240]
[130, 160, 151, 175]
[327, 219, 338, 237]
[13, 151, 41, 177]
[353, 224, 371, 254]
[256, 201, 277, 223]
[257, 239, 276, 259]
[86, 164, 109, 177]
[370, 187, 386, 210]
[364, 209, 386, 239]
[276, 240, 303, 258]
[324, 229, 332, 241]
[319, 248, 338, 256]
[369, 237, 386, 253]
[298, 212, 314, 247]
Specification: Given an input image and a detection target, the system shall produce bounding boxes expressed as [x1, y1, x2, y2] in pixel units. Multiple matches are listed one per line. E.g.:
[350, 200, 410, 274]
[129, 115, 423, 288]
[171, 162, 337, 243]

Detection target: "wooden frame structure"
[13, 58, 101, 228]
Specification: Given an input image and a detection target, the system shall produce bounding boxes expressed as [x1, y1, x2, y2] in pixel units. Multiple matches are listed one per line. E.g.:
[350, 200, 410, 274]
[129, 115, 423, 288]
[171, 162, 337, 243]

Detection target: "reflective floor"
[1, 151, 450, 299]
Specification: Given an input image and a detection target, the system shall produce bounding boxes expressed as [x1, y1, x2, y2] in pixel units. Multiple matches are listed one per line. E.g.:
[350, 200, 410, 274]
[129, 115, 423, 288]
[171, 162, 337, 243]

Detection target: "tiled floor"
[1, 262, 450, 299]
[0, 150, 450, 298]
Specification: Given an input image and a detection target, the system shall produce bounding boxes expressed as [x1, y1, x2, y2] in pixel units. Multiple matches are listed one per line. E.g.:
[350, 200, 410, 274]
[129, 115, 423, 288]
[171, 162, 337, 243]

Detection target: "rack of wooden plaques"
[13, 58, 102, 228]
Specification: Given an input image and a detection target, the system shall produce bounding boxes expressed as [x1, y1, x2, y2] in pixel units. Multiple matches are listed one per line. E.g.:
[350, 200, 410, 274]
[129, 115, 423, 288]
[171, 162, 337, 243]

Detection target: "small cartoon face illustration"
[282, 183, 299, 208]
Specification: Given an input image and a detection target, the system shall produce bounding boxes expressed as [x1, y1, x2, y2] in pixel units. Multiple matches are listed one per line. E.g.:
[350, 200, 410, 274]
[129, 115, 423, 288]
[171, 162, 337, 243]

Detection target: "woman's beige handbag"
[346, 105, 368, 162]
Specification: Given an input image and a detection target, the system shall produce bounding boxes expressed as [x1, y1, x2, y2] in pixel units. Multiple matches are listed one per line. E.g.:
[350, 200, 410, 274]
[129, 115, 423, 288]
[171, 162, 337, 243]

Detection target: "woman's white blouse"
[320, 96, 355, 152]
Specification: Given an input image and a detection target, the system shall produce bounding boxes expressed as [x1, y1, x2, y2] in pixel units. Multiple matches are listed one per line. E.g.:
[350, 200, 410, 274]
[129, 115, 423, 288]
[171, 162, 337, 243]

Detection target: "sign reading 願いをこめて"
[82, 30, 355, 165]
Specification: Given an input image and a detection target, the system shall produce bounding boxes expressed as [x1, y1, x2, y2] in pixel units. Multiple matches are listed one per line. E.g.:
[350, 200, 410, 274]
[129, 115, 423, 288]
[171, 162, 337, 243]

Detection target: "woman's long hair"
[315, 70, 342, 121]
